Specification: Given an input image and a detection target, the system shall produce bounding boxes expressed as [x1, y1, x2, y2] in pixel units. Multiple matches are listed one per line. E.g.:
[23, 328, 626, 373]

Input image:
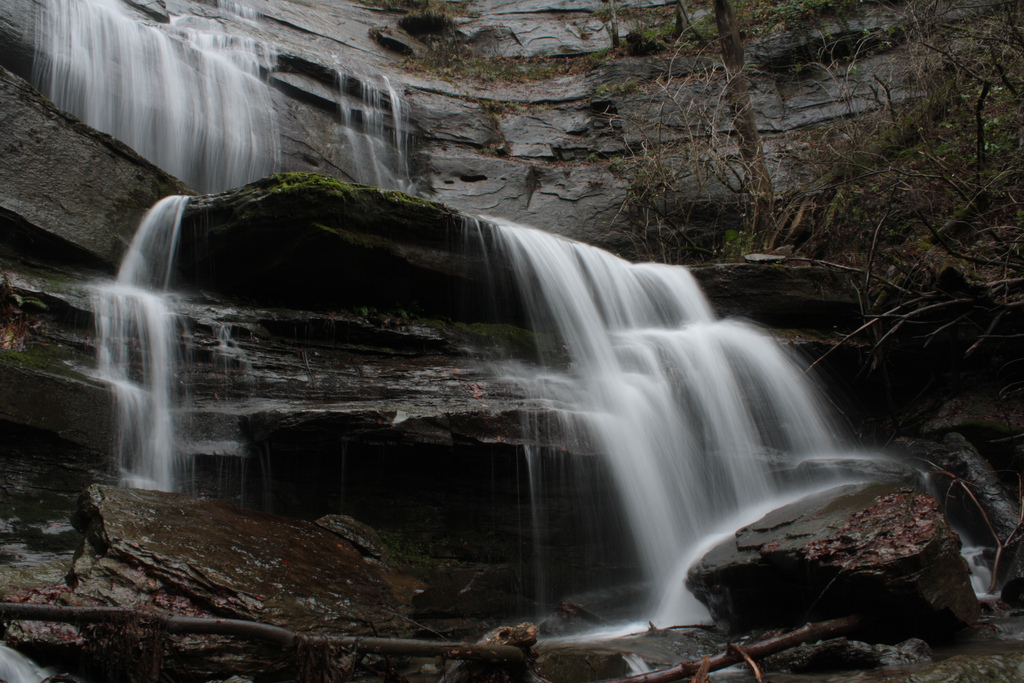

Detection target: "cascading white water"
[0, 645, 52, 683]
[336, 72, 412, 191]
[481, 218, 854, 622]
[94, 196, 190, 492]
[218, 0, 262, 23]
[33, 0, 279, 192]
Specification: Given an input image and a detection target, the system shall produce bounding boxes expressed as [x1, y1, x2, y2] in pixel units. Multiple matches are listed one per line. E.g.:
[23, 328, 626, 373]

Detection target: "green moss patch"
[0, 344, 94, 382]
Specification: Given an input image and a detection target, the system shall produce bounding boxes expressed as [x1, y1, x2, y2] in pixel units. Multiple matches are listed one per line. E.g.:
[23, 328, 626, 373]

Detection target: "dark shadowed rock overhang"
[690, 262, 859, 329]
[178, 173, 499, 320]
[177, 172, 860, 332]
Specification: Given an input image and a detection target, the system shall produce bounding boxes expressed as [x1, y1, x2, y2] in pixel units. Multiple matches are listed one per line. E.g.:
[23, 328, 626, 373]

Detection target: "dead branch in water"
[594, 615, 863, 683]
[0, 603, 527, 665]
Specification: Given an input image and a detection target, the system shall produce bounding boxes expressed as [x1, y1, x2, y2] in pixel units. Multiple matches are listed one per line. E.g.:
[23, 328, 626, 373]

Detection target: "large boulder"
[64, 485, 410, 635]
[0, 67, 191, 270]
[4, 485, 416, 678]
[686, 482, 979, 642]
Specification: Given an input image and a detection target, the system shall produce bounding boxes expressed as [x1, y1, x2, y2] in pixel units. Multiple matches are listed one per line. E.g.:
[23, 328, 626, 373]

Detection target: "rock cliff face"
[0, 0, 919, 256]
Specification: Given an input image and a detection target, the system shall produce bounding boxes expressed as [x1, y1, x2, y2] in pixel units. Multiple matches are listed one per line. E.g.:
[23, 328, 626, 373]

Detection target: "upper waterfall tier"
[34, 0, 279, 193]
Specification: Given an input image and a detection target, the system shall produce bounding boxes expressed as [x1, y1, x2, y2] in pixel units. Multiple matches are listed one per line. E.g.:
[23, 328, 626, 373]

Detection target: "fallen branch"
[0, 603, 526, 666]
[690, 656, 711, 683]
[593, 615, 863, 683]
[727, 644, 763, 682]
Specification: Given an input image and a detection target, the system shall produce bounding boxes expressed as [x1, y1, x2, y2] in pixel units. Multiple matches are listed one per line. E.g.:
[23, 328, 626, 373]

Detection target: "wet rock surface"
[1, 0, 923, 256]
[61, 484, 409, 634]
[902, 651, 1024, 682]
[764, 636, 933, 672]
[687, 482, 980, 641]
[0, 425, 111, 573]
[0, 67, 191, 270]
[3, 485, 420, 678]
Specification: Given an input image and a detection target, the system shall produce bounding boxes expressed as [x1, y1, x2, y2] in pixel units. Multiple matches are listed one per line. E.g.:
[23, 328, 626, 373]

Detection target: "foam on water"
[0, 645, 52, 683]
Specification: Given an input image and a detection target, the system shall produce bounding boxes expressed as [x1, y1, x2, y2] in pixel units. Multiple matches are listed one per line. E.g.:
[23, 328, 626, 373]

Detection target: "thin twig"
[726, 644, 763, 682]
[593, 615, 863, 683]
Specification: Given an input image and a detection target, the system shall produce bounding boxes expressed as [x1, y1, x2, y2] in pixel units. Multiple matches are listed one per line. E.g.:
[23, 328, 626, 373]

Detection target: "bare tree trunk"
[713, 0, 773, 235]
[674, 0, 705, 42]
[609, 0, 621, 48]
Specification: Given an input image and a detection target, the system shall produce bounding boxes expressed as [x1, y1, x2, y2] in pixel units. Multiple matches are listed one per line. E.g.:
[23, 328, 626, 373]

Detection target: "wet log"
[0, 603, 526, 665]
[594, 615, 863, 683]
[440, 622, 538, 683]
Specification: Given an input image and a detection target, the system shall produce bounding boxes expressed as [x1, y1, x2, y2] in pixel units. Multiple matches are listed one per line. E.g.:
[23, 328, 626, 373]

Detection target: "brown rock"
[686, 482, 979, 641]
[68, 485, 408, 636]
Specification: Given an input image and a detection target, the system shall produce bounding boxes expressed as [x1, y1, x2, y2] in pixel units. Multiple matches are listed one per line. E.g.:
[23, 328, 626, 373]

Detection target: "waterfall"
[27, 0, 871, 621]
[479, 218, 854, 622]
[33, 0, 279, 192]
[94, 196, 190, 492]
[335, 72, 412, 191]
[0, 644, 53, 682]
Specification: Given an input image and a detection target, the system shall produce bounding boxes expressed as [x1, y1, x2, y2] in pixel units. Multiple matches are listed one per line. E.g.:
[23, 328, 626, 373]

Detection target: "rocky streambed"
[3, 478, 1024, 683]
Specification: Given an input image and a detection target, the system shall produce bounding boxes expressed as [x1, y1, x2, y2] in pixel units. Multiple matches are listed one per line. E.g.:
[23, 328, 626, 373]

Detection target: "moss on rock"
[177, 173, 487, 319]
[0, 344, 93, 382]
